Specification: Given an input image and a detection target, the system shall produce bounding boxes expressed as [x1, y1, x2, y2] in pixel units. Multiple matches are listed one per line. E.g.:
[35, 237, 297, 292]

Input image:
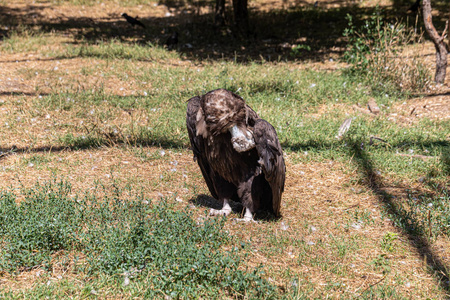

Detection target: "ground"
[0, 0, 449, 298]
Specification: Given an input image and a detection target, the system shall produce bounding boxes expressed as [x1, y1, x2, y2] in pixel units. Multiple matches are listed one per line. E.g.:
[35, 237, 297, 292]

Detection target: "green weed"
[370, 254, 391, 274]
[0, 180, 78, 272]
[381, 232, 398, 252]
[0, 179, 277, 298]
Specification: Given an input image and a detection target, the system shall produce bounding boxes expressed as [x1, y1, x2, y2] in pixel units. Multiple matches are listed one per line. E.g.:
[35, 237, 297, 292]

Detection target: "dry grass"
[0, 0, 449, 298]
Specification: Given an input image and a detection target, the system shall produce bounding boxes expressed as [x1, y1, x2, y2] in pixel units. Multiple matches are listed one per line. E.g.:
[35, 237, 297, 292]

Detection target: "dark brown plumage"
[186, 89, 285, 221]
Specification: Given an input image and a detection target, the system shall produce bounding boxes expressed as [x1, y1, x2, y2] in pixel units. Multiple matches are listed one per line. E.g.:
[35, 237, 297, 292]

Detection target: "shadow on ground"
[2, 0, 449, 63]
[189, 194, 281, 221]
[347, 139, 450, 294]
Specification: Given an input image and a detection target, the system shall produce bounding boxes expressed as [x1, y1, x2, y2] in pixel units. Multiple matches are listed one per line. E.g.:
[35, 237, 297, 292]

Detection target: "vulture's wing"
[186, 96, 218, 199]
[253, 119, 286, 216]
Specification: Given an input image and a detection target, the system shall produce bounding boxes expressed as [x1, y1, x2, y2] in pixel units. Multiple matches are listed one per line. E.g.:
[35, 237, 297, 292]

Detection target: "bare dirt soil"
[0, 0, 449, 298]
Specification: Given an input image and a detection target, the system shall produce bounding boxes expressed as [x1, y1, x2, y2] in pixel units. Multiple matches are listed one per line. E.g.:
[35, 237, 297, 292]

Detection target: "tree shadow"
[0, 132, 187, 162]
[347, 139, 450, 294]
[2, 0, 448, 63]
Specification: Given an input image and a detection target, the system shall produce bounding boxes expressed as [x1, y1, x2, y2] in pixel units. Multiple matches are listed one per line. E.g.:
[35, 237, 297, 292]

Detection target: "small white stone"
[351, 223, 361, 230]
[280, 222, 289, 230]
[123, 275, 130, 286]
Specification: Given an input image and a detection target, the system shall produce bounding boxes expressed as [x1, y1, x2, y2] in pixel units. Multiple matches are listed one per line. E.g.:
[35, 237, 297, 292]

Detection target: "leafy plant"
[370, 254, 391, 274]
[290, 44, 312, 57]
[381, 232, 398, 252]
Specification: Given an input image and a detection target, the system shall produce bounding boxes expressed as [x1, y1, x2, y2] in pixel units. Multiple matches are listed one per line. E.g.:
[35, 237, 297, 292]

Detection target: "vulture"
[186, 89, 286, 221]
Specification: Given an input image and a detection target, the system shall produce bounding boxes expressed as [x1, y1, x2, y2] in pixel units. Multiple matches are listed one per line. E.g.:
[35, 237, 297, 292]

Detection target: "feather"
[186, 89, 286, 220]
[337, 117, 352, 139]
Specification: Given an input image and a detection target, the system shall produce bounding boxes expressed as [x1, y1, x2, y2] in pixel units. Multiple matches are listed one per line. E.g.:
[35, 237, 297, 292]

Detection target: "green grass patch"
[0, 27, 49, 54]
[37, 62, 447, 182]
[59, 40, 179, 61]
[0, 179, 277, 298]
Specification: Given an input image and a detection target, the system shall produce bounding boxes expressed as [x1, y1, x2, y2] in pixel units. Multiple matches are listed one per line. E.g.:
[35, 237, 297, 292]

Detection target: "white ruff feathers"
[229, 125, 255, 152]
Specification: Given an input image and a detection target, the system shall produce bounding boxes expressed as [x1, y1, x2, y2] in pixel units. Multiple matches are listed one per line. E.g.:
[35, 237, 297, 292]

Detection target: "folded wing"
[253, 119, 286, 216]
[186, 96, 219, 199]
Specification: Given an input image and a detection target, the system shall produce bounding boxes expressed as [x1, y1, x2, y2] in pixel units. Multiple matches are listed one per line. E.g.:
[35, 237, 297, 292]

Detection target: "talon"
[209, 200, 232, 217]
[234, 207, 255, 222]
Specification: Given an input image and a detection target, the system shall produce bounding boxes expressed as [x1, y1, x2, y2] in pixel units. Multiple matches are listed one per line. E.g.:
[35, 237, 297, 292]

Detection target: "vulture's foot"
[229, 125, 255, 152]
[209, 200, 232, 217]
[234, 208, 255, 223]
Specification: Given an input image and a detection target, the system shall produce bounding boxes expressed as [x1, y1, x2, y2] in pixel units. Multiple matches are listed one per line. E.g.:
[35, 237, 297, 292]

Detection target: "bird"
[121, 13, 146, 28]
[165, 32, 178, 49]
[186, 89, 286, 222]
[407, 0, 420, 13]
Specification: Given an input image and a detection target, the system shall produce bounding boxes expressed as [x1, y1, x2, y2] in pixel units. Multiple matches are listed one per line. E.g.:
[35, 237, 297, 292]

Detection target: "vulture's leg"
[234, 179, 256, 222]
[229, 125, 255, 152]
[234, 207, 255, 222]
[209, 199, 232, 216]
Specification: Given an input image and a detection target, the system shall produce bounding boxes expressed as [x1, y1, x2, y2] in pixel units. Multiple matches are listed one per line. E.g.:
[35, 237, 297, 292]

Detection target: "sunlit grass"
[0, 1, 449, 298]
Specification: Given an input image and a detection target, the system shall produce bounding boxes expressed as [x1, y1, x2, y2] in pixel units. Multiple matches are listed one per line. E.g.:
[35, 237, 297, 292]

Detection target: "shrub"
[343, 10, 430, 94]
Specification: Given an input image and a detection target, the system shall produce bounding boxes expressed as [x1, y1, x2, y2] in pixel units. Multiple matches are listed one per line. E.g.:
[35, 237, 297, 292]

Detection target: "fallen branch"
[369, 136, 391, 147]
[357, 276, 387, 296]
[352, 104, 374, 117]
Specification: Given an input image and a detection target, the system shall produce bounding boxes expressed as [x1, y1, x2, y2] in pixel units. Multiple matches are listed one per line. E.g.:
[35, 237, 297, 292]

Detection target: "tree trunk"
[215, 0, 226, 26]
[232, 0, 249, 35]
[423, 0, 448, 84]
